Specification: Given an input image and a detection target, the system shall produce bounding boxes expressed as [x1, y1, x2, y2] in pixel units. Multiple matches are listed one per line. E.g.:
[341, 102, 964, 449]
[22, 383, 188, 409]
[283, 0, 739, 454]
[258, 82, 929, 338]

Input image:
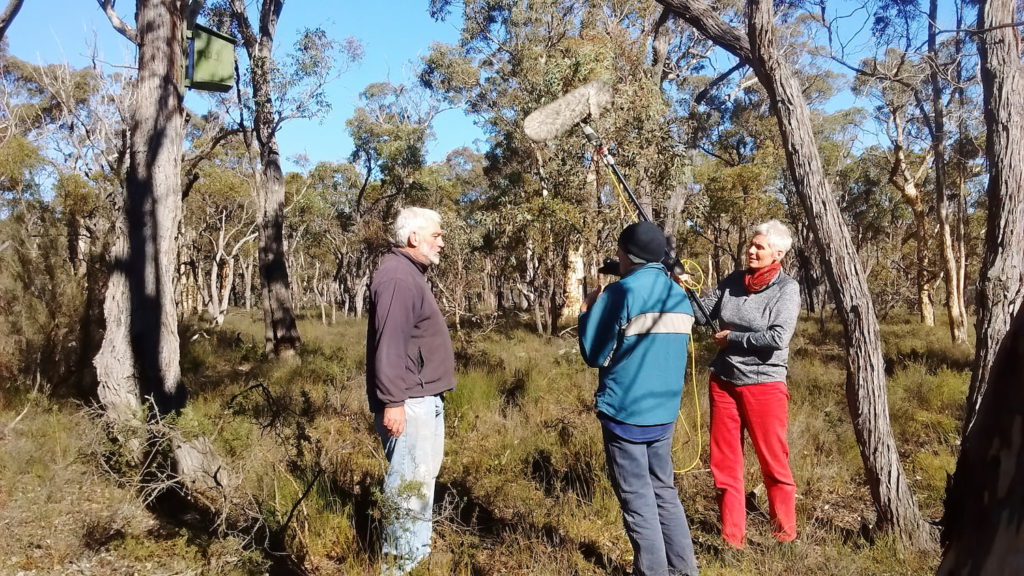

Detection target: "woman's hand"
[713, 329, 732, 349]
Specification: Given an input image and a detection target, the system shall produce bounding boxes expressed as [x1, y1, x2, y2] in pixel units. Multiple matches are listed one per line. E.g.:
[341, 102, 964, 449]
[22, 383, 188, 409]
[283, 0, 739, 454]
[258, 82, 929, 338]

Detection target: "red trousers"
[709, 374, 797, 547]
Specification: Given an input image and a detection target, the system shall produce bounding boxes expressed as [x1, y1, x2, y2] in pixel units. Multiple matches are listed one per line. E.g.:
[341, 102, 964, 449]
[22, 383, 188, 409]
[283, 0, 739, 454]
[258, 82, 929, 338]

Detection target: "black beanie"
[618, 221, 666, 264]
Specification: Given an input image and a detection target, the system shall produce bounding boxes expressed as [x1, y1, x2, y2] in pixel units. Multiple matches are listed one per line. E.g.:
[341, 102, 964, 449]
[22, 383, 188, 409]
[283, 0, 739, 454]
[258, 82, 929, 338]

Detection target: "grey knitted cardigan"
[699, 269, 801, 385]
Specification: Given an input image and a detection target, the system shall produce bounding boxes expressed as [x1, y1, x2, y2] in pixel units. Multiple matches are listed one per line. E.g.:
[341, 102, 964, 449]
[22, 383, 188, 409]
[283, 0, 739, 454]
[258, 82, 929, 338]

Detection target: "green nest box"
[185, 23, 238, 93]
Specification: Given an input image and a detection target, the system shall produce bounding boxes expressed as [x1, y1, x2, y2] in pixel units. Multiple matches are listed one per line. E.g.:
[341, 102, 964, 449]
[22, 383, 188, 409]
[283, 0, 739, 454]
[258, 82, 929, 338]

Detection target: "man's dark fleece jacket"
[366, 248, 455, 412]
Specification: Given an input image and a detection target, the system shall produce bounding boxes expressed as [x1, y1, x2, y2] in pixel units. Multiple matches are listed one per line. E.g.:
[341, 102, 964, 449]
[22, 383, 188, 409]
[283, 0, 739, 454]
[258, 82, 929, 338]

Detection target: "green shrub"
[888, 362, 967, 445]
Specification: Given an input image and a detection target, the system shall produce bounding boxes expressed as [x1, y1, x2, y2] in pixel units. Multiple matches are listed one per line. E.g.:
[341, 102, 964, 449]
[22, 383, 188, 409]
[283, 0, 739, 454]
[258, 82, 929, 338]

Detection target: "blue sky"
[7, 0, 485, 170]
[8, 1, 968, 173]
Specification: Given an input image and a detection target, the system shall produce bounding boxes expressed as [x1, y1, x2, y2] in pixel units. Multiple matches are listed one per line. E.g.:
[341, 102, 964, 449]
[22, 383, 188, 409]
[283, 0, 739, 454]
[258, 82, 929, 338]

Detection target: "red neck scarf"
[745, 261, 781, 293]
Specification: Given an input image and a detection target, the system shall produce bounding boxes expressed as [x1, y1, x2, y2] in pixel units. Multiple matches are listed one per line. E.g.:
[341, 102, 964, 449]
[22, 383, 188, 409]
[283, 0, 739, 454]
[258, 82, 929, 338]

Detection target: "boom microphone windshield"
[523, 80, 613, 143]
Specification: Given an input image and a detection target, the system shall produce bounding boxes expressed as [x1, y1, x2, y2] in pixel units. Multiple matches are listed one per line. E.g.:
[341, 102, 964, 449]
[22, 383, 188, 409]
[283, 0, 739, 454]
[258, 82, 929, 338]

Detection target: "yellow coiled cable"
[675, 259, 706, 473]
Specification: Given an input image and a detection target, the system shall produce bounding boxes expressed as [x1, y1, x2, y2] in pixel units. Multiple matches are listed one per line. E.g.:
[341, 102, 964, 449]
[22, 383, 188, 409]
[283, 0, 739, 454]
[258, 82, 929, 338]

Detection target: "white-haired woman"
[700, 219, 800, 549]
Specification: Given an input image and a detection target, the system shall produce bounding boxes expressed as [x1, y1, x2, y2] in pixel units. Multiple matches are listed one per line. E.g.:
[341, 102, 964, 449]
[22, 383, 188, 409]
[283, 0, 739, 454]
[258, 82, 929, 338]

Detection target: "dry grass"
[0, 397, 264, 576]
[0, 310, 964, 574]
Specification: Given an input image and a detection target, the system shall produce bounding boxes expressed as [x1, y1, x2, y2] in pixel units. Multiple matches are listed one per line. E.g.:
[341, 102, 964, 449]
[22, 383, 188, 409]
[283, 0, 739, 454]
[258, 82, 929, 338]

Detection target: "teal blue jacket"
[578, 263, 694, 426]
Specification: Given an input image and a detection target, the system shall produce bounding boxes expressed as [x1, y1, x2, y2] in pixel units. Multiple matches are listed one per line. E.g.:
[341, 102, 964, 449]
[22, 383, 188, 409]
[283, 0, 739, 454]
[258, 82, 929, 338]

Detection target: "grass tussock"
[1, 310, 967, 574]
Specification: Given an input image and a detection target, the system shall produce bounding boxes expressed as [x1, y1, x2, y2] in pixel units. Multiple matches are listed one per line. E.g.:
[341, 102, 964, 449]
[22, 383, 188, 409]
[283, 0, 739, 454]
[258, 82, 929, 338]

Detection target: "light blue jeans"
[603, 426, 699, 576]
[375, 395, 446, 575]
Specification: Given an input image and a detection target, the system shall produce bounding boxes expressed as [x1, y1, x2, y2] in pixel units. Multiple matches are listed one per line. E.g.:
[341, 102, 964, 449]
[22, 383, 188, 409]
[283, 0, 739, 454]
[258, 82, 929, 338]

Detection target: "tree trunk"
[207, 255, 222, 323]
[963, 0, 1024, 434]
[242, 249, 254, 311]
[311, 261, 327, 326]
[213, 255, 235, 327]
[565, 161, 597, 318]
[746, 1, 934, 548]
[330, 282, 337, 325]
[76, 225, 107, 399]
[94, 0, 185, 418]
[656, 0, 935, 549]
[91, 0, 252, 538]
[255, 138, 301, 356]
[231, 0, 302, 358]
[482, 259, 497, 312]
[918, 274, 936, 328]
[93, 0, 184, 465]
[286, 244, 303, 313]
[563, 244, 586, 318]
[793, 245, 818, 314]
[928, 0, 969, 345]
[178, 239, 201, 318]
[938, 301, 1024, 573]
[951, 3, 972, 333]
[354, 270, 370, 319]
[954, 172, 968, 320]
[547, 251, 566, 336]
[94, 219, 143, 428]
[889, 114, 935, 326]
[223, 258, 235, 323]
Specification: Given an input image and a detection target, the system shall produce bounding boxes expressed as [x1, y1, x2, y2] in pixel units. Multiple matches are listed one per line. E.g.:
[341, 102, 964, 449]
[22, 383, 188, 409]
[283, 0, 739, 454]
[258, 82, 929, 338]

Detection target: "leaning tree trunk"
[655, 0, 935, 549]
[745, 0, 934, 549]
[963, 0, 1024, 435]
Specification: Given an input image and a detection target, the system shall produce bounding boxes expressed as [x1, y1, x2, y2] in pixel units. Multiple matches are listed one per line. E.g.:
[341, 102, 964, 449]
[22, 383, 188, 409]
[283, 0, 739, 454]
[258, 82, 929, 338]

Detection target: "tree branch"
[655, 0, 751, 64]
[228, 0, 258, 55]
[1, 402, 29, 440]
[695, 60, 747, 104]
[278, 466, 324, 534]
[182, 123, 241, 200]
[96, 0, 137, 45]
[0, 0, 24, 42]
[651, 8, 673, 85]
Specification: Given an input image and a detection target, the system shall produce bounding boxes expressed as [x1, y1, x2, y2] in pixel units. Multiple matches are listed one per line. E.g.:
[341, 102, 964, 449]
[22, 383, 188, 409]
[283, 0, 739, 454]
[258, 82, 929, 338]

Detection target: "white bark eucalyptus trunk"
[889, 114, 936, 326]
[927, 0, 969, 345]
[655, 0, 936, 550]
[963, 0, 1024, 435]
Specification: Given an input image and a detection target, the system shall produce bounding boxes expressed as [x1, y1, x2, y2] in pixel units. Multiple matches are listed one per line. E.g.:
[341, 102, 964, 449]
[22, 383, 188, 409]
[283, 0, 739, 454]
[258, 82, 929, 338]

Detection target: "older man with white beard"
[366, 206, 455, 575]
